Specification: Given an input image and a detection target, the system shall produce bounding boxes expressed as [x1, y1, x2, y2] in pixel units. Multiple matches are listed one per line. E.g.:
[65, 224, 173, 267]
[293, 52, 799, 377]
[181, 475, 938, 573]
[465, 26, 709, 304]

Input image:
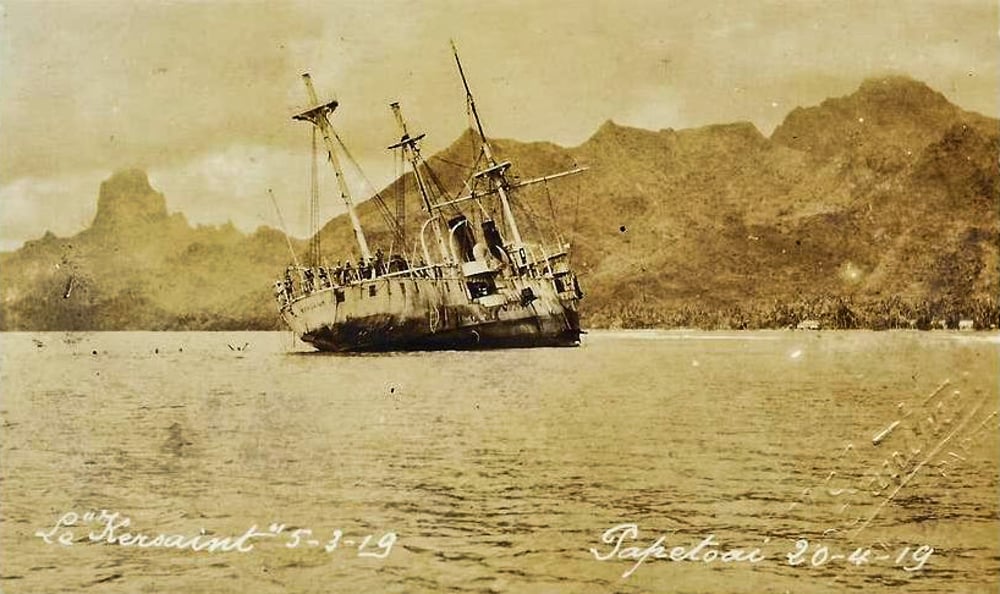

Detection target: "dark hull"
[280, 266, 582, 353]
[302, 309, 581, 352]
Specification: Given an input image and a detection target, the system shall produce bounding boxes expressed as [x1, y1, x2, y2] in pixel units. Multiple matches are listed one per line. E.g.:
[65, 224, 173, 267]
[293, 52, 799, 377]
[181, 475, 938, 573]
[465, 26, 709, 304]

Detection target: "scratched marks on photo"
[788, 377, 999, 543]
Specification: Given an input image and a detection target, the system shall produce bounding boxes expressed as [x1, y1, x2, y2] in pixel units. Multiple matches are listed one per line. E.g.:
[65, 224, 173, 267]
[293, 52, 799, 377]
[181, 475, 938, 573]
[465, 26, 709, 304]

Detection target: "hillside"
[0, 169, 297, 330]
[1, 75, 997, 331]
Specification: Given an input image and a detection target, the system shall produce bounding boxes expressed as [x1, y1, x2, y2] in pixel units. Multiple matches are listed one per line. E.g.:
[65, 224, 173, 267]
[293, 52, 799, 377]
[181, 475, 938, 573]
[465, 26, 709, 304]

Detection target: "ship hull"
[301, 310, 580, 352]
[279, 273, 581, 352]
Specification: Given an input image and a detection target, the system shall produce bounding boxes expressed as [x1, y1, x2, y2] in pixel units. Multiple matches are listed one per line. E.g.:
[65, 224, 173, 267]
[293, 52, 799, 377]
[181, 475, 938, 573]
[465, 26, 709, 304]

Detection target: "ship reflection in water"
[274, 43, 585, 352]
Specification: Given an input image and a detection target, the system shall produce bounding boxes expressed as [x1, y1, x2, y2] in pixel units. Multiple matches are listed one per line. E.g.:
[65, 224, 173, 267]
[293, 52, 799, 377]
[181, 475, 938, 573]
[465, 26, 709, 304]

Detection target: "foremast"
[293, 73, 373, 265]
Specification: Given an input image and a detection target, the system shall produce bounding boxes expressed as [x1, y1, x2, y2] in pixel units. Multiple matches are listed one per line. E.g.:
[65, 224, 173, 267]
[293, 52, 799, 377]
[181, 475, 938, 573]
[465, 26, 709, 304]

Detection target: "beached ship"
[273, 45, 584, 351]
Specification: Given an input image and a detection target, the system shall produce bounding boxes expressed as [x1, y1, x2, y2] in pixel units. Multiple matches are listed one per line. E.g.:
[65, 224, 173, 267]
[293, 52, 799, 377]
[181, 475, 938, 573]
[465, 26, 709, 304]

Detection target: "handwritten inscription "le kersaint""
[35, 510, 397, 558]
[590, 524, 933, 579]
[36, 511, 267, 552]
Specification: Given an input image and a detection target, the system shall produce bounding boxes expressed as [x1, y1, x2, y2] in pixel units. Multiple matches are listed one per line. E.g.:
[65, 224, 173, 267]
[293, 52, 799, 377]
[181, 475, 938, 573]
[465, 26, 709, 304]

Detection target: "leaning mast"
[388, 102, 450, 263]
[293, 73, 373, 265]
[450, 41, 526, 265]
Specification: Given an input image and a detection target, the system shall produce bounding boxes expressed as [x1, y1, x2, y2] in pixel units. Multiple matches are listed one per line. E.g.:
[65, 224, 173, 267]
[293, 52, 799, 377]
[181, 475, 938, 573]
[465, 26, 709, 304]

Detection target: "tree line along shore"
[586, 295, 1000, 331]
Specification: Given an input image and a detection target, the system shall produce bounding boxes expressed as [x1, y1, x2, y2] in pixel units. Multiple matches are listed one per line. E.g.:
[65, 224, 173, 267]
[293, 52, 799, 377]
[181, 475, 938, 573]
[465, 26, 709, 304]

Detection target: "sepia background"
[1, 1, 998, 593]
[1, 0, 996, 249]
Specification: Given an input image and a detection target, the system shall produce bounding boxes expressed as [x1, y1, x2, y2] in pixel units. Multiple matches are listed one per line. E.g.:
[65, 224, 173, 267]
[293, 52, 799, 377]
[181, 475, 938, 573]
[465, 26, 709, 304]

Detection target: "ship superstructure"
[274, 45, 584, 351]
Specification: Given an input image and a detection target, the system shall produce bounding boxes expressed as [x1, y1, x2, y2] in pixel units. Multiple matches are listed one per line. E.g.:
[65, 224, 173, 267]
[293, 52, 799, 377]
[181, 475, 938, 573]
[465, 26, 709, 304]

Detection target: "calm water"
[1, 331, 997, 594]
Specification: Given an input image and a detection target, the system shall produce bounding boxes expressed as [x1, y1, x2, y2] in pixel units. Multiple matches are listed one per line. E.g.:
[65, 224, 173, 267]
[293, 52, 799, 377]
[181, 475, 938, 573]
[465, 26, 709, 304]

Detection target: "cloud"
[0, 1, 326, 180]
[0, 0, 996, 250]
[147, 143, 375, 240]
[0, 170, 106, 248]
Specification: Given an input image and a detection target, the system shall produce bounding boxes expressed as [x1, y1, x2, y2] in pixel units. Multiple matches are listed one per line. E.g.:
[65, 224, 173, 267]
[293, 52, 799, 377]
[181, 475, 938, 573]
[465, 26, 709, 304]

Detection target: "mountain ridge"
[2, 75, 997, 331]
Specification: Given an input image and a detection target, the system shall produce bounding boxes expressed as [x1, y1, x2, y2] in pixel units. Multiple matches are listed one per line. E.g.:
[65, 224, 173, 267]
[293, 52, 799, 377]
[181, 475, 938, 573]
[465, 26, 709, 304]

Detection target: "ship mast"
[293, 73, 373, 265]
[388, 103, 450, 264]
[450, 41, 526, 264]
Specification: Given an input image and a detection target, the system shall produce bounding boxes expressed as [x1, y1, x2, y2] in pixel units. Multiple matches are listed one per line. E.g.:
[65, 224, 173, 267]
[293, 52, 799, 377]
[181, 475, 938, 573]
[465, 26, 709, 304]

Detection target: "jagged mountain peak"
[434, 127, 482, 159]
[772, 75, 963, 156]
[585, 119, 663, 143]
[854, 75, 950, 106]
[91, 168, 168, 230]
[2, 75, 996, 331]
[594, 119, 626, 135]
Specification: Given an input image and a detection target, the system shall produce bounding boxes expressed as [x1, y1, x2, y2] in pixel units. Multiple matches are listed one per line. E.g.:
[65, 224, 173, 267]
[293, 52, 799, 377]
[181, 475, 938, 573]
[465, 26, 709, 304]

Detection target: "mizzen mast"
[293, 73, 373, 265]
[450, 41, 526, 265]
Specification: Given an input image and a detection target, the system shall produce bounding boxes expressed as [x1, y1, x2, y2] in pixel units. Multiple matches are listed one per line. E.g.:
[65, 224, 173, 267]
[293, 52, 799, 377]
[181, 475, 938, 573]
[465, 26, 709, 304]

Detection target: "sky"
[0, 0, 997, 251]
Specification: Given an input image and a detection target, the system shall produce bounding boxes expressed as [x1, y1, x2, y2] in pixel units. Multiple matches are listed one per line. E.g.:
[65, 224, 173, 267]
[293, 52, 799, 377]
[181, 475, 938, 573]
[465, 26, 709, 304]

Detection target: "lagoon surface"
[1, 330, 998, 593]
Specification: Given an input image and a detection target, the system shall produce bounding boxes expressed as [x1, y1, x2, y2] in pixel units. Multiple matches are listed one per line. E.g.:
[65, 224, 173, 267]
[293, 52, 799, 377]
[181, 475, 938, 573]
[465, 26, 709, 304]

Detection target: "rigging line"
[513, 183, 560, 253]
[572, 173, 582, 238]
[331, 129, 405, 244]
[513, 193, 545, 243]
[395, 148, 406, 247]
[332, 129, 393, 219]
[267, 188, 300, 268]
[453, 148, 485, 202]
[563, 175, 582, 267]
[543, 178, 564, 245]
[429, 155, 476, 170]
[421, 159, 462, 216]
[310, 126, 321, 266]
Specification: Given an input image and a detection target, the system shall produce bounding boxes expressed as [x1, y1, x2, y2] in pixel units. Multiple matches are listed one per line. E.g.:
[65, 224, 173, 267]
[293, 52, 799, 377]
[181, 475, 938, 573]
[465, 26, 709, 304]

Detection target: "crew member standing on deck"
[343, 260, 354, 284]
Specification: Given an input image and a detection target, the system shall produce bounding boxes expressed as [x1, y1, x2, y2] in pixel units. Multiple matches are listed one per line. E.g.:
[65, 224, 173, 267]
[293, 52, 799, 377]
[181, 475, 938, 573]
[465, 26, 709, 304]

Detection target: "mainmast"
[388, 103, 432, 213]
[450, 41, 526, 262]
[293, 73, 373, 265]
[388, 102, 450, 263]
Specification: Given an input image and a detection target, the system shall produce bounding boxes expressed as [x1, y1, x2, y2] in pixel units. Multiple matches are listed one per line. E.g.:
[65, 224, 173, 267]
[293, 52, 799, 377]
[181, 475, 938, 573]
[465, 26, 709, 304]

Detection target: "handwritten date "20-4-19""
[590, 524, 933, 578]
